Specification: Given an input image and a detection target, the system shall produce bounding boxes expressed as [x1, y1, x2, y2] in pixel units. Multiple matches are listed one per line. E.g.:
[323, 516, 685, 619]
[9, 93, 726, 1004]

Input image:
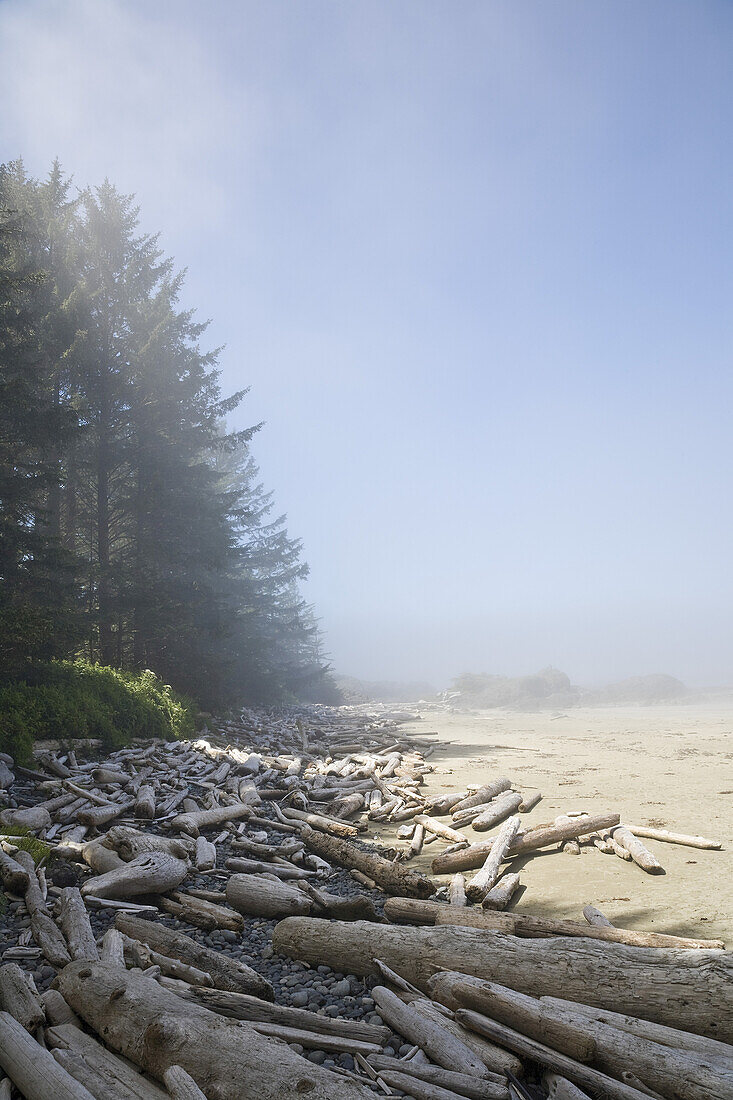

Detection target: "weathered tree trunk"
[540, 997, 733, 1071]
[543, 1074, 592, 1100]
[482, 872, 521, 910]
[366, 1056, 509, 1100]
[582, 905, 613, 927]
[134, 785, 156, 819]
[455, 1009, 667, 1100]
[155, 891, 243, 932]
[432, 907, 724, 950]
[0, 964, 45, 1032]
[0, 806, 51, 832]
[57, 888, 99, 961]
[431, 812, 621, 874]
[371, 985, 490, 1077]
[612, 826, 664, 874]
[0, 1011, 96, 1100]
[0, 848, 30, 894]
[115, 913, 273, 1000]
[624, 824, 722, 850]
[81, 852, 189, 900]
[14, 851, 71, 967]
[470, 792, 524, 832]
[163, 1066, 207, 1100]
[271, 917, 733, 1041]
[47, 1023, 168, 1100]
[170, 803, 252, 837]
[451, 780, 512, 815]
[103, 827, 192, 862]
[55, 962, 376, 1100]
[466, 816, 521, 900]
[411, 998, 524, 1076]
[298, 824, 435, 897]
[226, 873, 313, 918]
[163, 981, 389, 1043]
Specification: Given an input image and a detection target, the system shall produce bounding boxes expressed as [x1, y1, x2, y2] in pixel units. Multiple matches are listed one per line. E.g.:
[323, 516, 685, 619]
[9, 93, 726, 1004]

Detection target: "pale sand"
[377, 703, 733, 943]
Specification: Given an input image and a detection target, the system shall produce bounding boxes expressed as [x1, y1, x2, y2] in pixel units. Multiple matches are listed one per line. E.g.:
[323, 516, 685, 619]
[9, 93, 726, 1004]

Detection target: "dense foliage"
[0, 661, 196, 764]
[0, 160, 333, 709]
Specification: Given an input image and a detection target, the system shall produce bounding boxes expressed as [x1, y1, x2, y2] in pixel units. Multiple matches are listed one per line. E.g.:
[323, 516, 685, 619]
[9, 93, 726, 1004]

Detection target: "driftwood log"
[272, 917, 733, 1041]
[115, 913, 273, 1000]
[57, 888, 99, 961]
[47, 1023, 168, 1100]
[383, 898, 724, 949]
[431, 812, 621, 874]
[81, 851, 189, 899]
[0, 1010, 96, 1100]
[0, 964, 45, 1032]
[55, 962, 375, 1100]
[298, 824, 435, 897]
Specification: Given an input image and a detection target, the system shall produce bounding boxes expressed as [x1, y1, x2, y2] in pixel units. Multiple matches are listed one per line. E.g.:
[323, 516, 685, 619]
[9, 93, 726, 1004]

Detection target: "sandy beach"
[381, 702, 733, 944]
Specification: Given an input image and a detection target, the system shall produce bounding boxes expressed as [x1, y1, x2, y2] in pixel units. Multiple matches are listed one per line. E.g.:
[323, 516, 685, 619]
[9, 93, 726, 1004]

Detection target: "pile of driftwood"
[0, 704, 730, 1100]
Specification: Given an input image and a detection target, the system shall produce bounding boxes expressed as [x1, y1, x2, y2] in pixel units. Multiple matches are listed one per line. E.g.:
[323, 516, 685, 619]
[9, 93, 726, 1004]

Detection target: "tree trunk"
[81, 852, 189, 900]
[0, 1011, 96, 1100]
[371, 985, 491, 1078]
[298, 824, 435, 897]
[431, 812, 621, 874]
[57, 888, 99, 961]
[47, 1023, 168, 1100]
[0, 964, 45, 1032]
[114, 913, 273, 1000]
[271, 917, 733, 1041]
[55, 962, 376, 1100]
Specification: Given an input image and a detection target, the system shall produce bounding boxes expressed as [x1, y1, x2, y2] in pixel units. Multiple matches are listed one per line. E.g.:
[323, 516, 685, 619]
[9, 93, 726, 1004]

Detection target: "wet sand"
[378, 703, 733, 944]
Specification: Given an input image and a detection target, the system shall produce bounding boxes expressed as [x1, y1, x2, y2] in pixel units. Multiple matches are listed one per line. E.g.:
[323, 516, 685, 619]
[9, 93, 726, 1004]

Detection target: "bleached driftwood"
[450, 780, 512, 816]
[625, 824, 722, 850]
[466, 815, 521, 901]
[55, 962, 375, 1100]
[366, 1055, 509, 1100]
[0, 847, 30, 894]
[81, 851, 188, 900]
[170, 803, 252, 837]
[0, 964, 45, 1032]
[272, 917, 733, 1040]
[612, 826, 664, 874]
[47, 1023, 167, 1100]
[0, 1010, 96, 1100]
[57, 888, 99, 961]
[482, 872, 521, 910]
[115, 912, 273, 999]
[431, 812, 621, 874]
[583, 904, 613, 927]
[162, 981, 389, 1042]
[14, 851, 71, 967]
[432, 907, 725, 950]
[297, 824, 435, 897]
[370, 985, 491, 1077]
[163, 1066, 207, 1100]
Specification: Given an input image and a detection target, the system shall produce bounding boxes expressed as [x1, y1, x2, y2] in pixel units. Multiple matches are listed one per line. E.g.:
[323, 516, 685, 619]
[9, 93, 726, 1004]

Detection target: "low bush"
[0, 660, 196, 764]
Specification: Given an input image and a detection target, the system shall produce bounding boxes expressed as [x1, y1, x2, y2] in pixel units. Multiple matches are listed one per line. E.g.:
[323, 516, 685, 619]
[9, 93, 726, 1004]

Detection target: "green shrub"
[0, 660, 196, 764]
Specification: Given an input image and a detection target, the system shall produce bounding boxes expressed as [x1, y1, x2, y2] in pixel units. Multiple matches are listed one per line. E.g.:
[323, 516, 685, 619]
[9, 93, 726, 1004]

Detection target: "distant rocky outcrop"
[448, 668, 688, 710]
[580, 673, 688, 706]
[334, 676, 437, 704]
[449, 667, 579, 710]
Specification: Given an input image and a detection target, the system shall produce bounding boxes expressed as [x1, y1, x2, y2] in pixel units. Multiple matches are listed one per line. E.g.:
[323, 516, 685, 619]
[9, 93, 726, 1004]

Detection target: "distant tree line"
[0, 160, 335, 707]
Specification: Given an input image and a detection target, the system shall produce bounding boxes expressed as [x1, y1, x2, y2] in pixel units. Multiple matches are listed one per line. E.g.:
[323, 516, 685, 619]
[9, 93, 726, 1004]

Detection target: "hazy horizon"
[2, 0, 732, 689]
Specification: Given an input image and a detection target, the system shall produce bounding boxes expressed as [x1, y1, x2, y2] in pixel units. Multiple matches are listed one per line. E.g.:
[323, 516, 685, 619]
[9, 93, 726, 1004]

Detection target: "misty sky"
[2, 0, 733, 688]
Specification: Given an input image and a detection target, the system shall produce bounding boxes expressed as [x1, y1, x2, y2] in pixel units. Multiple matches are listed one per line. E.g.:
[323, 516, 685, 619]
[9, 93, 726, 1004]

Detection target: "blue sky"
[2, 0, 732, 686]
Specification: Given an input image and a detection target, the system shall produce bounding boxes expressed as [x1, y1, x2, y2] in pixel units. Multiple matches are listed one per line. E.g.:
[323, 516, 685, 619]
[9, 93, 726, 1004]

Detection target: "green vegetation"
[0, 823, 53, 865]
[1, 160, 335, 709]
[0, 660, 196, 764]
